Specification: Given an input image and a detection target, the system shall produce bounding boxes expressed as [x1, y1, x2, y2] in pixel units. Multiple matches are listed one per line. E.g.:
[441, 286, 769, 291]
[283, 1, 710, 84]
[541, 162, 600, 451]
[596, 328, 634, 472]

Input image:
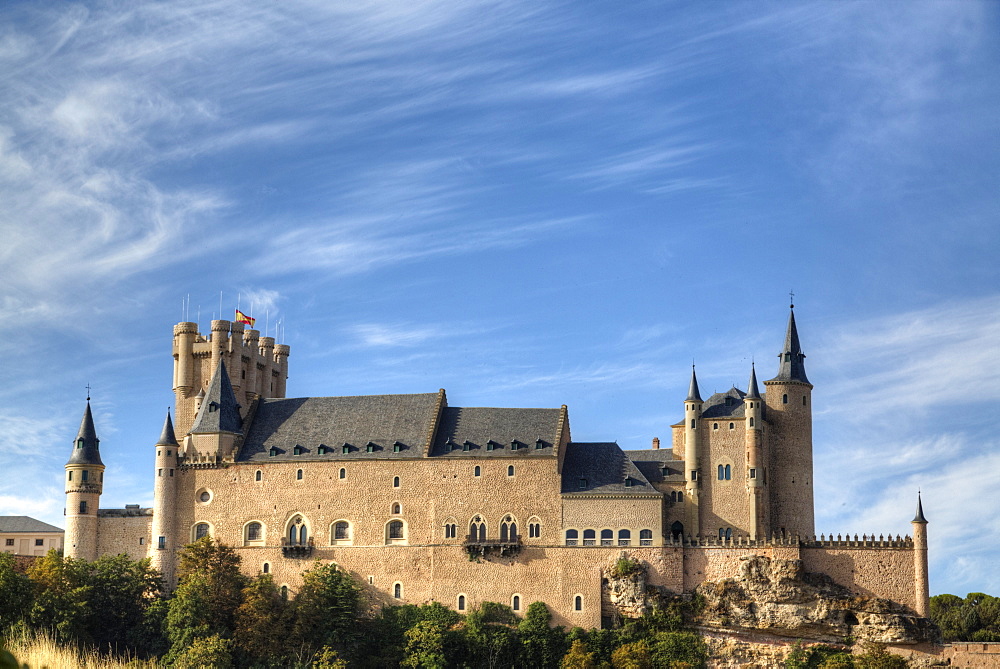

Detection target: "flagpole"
[219, 291, 223, 323]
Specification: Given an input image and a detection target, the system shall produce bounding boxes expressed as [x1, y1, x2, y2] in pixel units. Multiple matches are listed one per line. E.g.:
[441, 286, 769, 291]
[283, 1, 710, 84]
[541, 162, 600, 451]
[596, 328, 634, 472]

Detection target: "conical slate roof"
[746, 363, 761, 400]
[157, 411, 178, 445]
[67, 402, 104, 466]
[767, 307, 810, 384]
[912, 493, 928, 523]
[189, 361, 243, 434]
[686, 366, 703, 403]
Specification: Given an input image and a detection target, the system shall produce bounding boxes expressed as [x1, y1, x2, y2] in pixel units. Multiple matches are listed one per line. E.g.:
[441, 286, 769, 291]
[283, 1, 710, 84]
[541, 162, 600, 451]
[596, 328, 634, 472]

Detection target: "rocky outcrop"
[695, 555, 939, 645]
[602, 553, 651, 620]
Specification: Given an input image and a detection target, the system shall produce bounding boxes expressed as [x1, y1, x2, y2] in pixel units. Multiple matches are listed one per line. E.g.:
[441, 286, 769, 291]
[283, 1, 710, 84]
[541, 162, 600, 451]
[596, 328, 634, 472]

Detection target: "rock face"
[695, 555, 939, 645]
[602, 553, 651, 621]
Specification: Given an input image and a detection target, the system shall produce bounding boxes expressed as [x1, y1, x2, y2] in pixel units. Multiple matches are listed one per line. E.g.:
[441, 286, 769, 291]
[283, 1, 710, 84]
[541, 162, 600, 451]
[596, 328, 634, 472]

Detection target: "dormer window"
[624, 477, 634, 487]
[661, 466, 669, 477]
[579, 478, 587, 488]
[269, 447, 278, 457]
[208, 401, 219, 413]
[462, 441, 472, 452]
[318, 445, 329, 455]
[535, 439, 544, 450]
[511, 440, 520, 451]
[342, 443, 351, 454]
[487, 440, 501, 451]
[293, 445, 303, 456]
[447, 438, 458, 451]
[366, 442, 377, 453]
[77, 439, 84, 449]
[393, 441, 403, 453]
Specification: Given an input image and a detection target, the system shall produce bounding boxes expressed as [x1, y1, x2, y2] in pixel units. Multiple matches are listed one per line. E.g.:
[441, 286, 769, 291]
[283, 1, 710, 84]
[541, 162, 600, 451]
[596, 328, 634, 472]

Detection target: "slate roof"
[237, 393, 440, 462]
[0, 516, 63, 533]
[767, 307, 810, 384]
[686, 366, 703, 402]
[190, 361, 243, 435]
[561, 443, 659, 495]
[428, 407, 561, 457]
[700, 387, 747, 419]
[624, 450, 687, 484]
[157, 412, 177, 445]
[67, 402, 104, 466]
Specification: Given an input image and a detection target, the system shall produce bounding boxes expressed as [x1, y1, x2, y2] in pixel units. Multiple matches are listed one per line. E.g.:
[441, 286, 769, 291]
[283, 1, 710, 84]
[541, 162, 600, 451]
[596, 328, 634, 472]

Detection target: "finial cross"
[789, 290, 795, 308]
[85, 383, 92, 401]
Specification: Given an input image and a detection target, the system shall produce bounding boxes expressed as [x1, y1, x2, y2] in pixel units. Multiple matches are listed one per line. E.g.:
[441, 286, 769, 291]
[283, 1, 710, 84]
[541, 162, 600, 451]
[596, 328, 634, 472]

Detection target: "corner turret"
[911, 492, 929, 617]
[684, 366, 703, 536]
[65, 400, 106, 560]
[744, 364, 767, 539]
[150, 411, 179, 589]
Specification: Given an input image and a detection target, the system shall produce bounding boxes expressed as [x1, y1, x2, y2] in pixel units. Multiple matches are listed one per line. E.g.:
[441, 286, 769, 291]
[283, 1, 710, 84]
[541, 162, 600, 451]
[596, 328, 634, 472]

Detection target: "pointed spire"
[767, 305, 810, 384]
[912, 492, 928, 524]
[746, 363, 761, 399]
[67, 401, 104, 466]
[157, 410, 178, 445]
[189, 361, 243, 434]
[686, 365, 703, 402]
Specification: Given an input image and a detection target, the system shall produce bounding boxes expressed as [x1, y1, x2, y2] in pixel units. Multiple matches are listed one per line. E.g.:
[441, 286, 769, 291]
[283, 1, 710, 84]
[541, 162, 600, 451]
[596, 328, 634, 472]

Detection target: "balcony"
[463, 534, 522, 560]
[281, 537, 315, 558]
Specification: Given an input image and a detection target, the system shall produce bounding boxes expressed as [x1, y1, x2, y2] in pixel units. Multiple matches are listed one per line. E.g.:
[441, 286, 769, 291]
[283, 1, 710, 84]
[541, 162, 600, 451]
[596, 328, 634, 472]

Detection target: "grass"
[3, 630, 161, 668]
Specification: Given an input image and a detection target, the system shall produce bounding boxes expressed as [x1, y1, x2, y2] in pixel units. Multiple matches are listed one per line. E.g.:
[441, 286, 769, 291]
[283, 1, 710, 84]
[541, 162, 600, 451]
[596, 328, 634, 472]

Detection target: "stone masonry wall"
[96, 514, 153, 561]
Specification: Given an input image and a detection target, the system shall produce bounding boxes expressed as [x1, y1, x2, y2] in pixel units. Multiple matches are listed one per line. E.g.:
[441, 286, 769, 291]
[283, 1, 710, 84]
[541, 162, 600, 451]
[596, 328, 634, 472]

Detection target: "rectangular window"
[5, 539, 12, 546]
[79, 501, 87, 513]
[691, 470, 698, 480]
[82, 470, 89, 482]
[749, 468, 757, 479]
[35, 539, 43, 546]
[158, 536, 166, 549]
[68, 471, 73, 481]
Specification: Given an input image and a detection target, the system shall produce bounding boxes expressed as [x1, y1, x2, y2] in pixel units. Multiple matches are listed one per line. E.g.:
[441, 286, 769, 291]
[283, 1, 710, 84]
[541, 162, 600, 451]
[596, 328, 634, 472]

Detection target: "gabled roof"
[0, 516, 63, 533]
[624, 450, 687, 483]
[428, 407, 561, 457]
[190, 361, 242, 435]
[561, 443, 659, 496]
[238, 393, 441, 462]
[67, 402, 104, 466]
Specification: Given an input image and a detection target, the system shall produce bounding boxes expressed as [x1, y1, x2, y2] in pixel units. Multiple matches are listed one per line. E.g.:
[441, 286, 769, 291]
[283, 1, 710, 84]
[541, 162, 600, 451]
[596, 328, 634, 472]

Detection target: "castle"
[63, 307, 930, 628]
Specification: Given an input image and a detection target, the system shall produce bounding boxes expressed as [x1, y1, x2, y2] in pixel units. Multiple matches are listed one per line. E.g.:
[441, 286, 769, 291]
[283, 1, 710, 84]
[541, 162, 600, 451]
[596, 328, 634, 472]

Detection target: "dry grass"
[3, 631, 161, 668]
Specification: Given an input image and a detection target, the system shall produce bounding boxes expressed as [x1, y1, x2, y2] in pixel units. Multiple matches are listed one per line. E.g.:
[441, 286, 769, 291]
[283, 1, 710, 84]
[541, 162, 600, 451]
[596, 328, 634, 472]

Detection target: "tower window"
[255, 470, 262, 481]
[507, 465, 515, 477]
[394, 583, 402, 599]
[474, 466, 481, 477]
[82, 470, 89, 482]
[574, 595, 583, 611]
[296, 469, 303, 480]
[803, 395, 807, 406]
[749, 468, 757, 479]
[783, 394, 788, 404]
[77, 439, 84, 449]
[749, 417, 754, 427]
[263, 562, 269, 573]
[512, 595, 520, 611]
[579, 478, 587, 488]
[158, 536, 165, 550]
[458, 594, 466, 611]
[729, 423, 735, 430]
[690, 419, 696, 428]
[339, 468, 346, 479]
[393, 476, 400, 488]
[79, 501, 87, 513]
[68, 471, 73, 481]
[712, 423, 718, 430]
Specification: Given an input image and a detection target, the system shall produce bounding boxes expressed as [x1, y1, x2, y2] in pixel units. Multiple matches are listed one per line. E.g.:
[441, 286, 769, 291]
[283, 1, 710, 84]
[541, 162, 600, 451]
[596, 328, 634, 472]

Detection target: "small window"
[318, 445, 328, 454]
[293, 445, 303, 455]
[462, 441, 471, 452]
[535, 439, 544, 450]
[263, 562, 270, 573]
[712, 423, 718, 430]
[750, 468, 757, 479]
[601, 529, 613, 546]
[334, 521, 350, 540]
[719, 527, 725, 540]
[565, 529, 578, 546]
[296, 469, 303, 480]
[255, 470, 262, 481]
[366, 442, 376, 453]
[718, 465, 724, 480]
[392, 502, 401, 514]
[803, 395, 807, 406]
[158, 536, 165, 549]
[339, 468, 346, 479]
[388, 520, 404, 540]
[624, 477, 633, 487]
[529, 522, 540, 538]
[170, 469, 174, 477]
[82, 470, 89, 482]
[618, 529, 631, 546]
[640, 529, 653, 546]
[583, 529, 596, 545]
[458, 595, 466, 611]
[574, 595, 583, 611]
[486, 441, 494, 451]
[35, 538, 44, 546]
[474, 466, 481, 477]
[579, 478, 587, 488]
[200, 491, 211, 502]
[749, 417, 755, 427]
[158, 468, 163, 477]
[195, 523, 209, 539]
[690, 419, 696, 428]
[5, 539, 13, 546]
[507, 465, 515, 477]
[79, 501, 87, 513]
[510, 440, 520, 451]
[393, 476, 400, 488]
[512, 595, 520, 611]
[729, 423, 735, 430]
[393, 442, 402, 453]
[726, 528, 733, 540]
[342, 445, 351, 454]
[725, 465, 731, 480]
[269, 447, 278, 457]
[783, 394, 788, 404]
[167, 450, 172, 456]
[77, 438, 84, 449]
[281, 585, 288, 599]
[394, 583, 402, 599]
[691, 470, 698, 481]
[68, 471, 73, 481]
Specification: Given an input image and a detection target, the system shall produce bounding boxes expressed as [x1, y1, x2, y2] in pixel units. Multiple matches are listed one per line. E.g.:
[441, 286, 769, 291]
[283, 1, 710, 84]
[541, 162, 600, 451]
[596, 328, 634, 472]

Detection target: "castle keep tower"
[65, 401, 105, 560]
[763, 306, 815, 537]
[149, 412, 179, 587]
[172, 320, 289, 437]
[744, 364, 767, 540]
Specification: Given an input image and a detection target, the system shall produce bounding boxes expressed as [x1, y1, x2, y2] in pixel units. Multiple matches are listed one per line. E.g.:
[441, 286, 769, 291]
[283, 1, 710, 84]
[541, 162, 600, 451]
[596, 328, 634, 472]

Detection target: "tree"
[25, 549, 91, 643]
[233, 574, 290, 667]
[289, 561, 361, 660]
[172, 633, 234, 669]
[560, 639, 598, 669]
[853, 643, 909, 669]
[401, 620, 448, 669]
[518, 602, 568, 669]
[0, 553, 32, 634]
[611, 641, 651, 669]
[648, 631, 708, 669]
[82, 554, 161, 652]
[463, 602, 520, 669]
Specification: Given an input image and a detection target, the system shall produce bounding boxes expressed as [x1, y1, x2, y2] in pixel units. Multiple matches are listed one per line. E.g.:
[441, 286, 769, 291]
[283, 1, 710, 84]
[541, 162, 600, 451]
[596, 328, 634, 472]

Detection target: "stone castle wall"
[95, 512, 152, 561]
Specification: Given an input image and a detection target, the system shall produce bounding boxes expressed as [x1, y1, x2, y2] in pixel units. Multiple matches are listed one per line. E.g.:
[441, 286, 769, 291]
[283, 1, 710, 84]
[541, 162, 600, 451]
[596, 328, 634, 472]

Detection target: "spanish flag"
[235, 309, 256, 327]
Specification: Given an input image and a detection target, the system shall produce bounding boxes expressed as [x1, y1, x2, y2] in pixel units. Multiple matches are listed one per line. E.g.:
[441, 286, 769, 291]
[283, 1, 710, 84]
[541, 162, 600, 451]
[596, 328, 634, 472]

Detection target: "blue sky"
[1, 1, 998, 597]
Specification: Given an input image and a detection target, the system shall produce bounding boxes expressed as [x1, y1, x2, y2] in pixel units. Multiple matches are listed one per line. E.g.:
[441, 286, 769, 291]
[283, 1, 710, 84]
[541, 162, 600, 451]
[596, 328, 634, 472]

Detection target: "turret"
[684, 366, 703, 536]
[173, 322, 198, 400]
[210, 320, 230, 375]
[911, 493, 930, 617]
[187, 361, 243, 462]
[150, 411, 179, 589]
[228, 321, 245, 397]
[744, 364, 767, 539]
[242, 329, 260, 401]
[763, 305, 815, 537]
[259, 336, 275, 397]
[65, 401, 105, 560]
[274, 343, 290, 398]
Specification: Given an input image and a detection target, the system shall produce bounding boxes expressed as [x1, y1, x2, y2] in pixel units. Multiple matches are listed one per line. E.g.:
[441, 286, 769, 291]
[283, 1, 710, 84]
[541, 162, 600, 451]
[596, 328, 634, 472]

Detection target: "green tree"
[463, 602, 520, 669]
[25, 549, 91, 643]
[172, 633, 234, 668]
[518, 602, 568, 669]
[611, 640, 651, 669]
[853, 643, 909, 669]
[289, 561, 361, 661]
[233, 574, 290, 667]
[648, 631, 708, 669]
[82, 553, 161, 652]
[0, 554, 32, 634]
[401, 620, 448, 669]
[560, 639, 598, 669]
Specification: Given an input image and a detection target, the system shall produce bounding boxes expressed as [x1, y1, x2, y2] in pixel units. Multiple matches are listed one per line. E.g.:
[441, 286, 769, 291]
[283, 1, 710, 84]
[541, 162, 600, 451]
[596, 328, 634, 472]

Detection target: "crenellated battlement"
[664, 532, 915, 549]
[172, 320, 290, 437]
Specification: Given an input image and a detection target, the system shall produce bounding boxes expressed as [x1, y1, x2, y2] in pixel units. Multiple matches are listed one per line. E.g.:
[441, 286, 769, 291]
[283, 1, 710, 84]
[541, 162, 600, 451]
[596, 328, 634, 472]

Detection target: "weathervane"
[789, 290, 795, 309]
[86, 383, 92, 401]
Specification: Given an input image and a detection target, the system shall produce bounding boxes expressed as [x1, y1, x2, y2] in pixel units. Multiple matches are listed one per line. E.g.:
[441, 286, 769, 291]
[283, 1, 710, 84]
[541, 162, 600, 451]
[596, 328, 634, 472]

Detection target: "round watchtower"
[65, 401, 105, 560]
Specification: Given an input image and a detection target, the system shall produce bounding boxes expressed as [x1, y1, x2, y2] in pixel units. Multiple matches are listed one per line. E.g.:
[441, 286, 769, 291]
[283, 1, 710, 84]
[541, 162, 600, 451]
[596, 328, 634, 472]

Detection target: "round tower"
[150, 411, 179, 590]
[763, 305, 815, 538]
[744, 364, 767, 540]
[228, 321, 245, 398]
[65, 400, 105, 560]
[242, 328, 260, 402]
[274, 343, 290, 397]
[684, 366, 703, 537]
[210, 320, 231, 374]
[911, 493, 930, 617]
[259, 336, 275, 396]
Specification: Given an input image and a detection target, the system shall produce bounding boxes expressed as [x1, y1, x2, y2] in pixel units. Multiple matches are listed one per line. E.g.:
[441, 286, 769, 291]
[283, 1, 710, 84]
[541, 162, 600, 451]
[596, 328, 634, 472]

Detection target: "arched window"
[262, 562, 269, 574]
[601, 529, 613, 546]
[458, 594, 466, 611]
[296, 469, 303, 480]
[280, 585, 288, 599]
[749, 417, 754, 427]
[726, 528, 733, 540]
[500, 515, 517, 542]
[393, 476, 400, 488]
[255, 470, 262, 482]
[729, 422, 735, 430]
[640, 529, 653, 546]
[333, 521, 350, 541]
[469, 516, 486, 542]
[339, 468, 346, 479]
[718, 465, 724, 480]
[394, 582, 402, 599]
[512, 595, 521, 611]
[387, 520, 405, 543]
[583, 529, 596, 546]
[246, 522, 262, 542]
[507, 465, 514, 477]
[574, 595, 583, 611]
[618, 529, 631, 546]
[287, 516, 307, 546]
[783, 394, 788, 404]
[195, 523, 209, 540]
[528, 518, 541, 538]
[725, 464, 731, 480]
[719, 527, 725, 540]
[474, 466, 481, 477]
[565, 529, 578, 546]
[392, 502, 401, 514]
[670, 521, 684, 540]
